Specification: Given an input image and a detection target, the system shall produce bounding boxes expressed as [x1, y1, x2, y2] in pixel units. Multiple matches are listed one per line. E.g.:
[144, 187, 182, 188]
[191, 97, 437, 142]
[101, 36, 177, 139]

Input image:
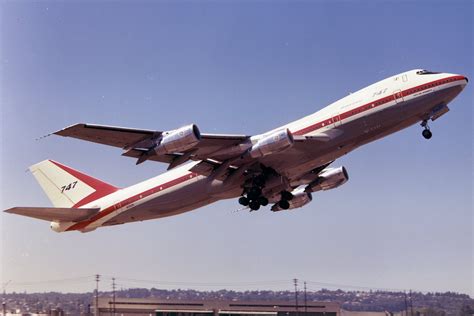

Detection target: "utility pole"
[303, 281, 307, 313]
[95, 274, 100, 316]
[409, 290, 414, 316]
[293, 279, 299, 316]
[112, 278, 116, 316]
[404, 291, 408, 316]
[2, 280, 11, 295]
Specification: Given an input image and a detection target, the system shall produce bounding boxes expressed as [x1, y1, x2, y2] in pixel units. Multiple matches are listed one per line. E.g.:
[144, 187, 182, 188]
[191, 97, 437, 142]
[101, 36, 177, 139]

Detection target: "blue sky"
[1, 1, 472, 295]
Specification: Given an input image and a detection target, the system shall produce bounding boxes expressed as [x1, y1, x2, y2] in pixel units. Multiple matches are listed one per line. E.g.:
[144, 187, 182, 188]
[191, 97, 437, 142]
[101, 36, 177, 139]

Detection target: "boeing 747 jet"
[5, 69, 468, 232]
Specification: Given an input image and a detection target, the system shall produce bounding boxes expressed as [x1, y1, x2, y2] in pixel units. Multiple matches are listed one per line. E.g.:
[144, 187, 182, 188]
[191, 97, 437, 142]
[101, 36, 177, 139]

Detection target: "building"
[96, 298, 341, 316]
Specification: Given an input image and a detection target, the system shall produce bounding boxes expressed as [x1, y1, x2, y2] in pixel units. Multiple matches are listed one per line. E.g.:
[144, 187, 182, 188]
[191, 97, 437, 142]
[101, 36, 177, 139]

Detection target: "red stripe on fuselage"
[293, 75, 465, 136]
[66, 172, 199, 231]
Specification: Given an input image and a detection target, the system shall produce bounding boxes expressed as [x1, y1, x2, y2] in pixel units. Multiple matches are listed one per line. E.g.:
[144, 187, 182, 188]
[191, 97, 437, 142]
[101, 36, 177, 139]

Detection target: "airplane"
[4, 69, 468, 233]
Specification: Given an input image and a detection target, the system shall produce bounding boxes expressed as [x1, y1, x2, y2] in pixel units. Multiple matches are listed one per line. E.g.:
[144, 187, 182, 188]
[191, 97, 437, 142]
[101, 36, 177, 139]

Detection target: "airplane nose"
[458, 76, 469, 90]
[456, 75, 469, 86]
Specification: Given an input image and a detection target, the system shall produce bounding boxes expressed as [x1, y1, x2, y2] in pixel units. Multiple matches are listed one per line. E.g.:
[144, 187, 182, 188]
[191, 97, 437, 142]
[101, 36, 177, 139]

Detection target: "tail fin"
[29, 160, 119, 208]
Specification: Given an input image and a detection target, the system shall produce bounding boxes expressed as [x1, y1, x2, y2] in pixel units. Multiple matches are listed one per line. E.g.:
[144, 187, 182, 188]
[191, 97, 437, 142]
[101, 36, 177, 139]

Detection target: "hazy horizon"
[2, 278, 472, 296]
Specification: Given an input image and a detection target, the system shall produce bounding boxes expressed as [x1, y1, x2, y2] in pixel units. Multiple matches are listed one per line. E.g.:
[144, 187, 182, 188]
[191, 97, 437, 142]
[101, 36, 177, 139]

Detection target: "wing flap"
[121, 148, 177, 164]
[4, 207, 100, 222]
[189, 160, 238, 180]
[189, 160, 219, 177]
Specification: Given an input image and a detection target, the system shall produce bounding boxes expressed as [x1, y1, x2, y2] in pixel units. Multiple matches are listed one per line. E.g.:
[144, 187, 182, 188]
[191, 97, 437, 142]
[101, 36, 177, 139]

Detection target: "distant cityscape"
[1, 288, 473, 316]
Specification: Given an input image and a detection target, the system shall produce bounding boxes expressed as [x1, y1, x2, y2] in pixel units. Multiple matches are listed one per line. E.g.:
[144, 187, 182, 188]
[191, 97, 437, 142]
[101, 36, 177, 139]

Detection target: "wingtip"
[52, 123, 86, 136]
[4, 207, 17, 214]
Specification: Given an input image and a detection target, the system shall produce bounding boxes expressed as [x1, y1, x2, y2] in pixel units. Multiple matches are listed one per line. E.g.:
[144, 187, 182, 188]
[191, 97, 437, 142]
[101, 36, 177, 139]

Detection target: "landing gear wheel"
[421, 119, 432, 140]
[257, 196, 269, 206]
[249, 201, 260, 211]
[422, 129, 432, 139]
[281, 191, 294, 201]
[278, 200, 290, 210]
[238, 196, 249, 206]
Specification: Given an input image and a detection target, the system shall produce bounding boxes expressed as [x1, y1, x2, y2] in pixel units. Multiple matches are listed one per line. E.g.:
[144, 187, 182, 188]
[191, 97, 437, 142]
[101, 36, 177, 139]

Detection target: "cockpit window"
[416, 70, 441, 75]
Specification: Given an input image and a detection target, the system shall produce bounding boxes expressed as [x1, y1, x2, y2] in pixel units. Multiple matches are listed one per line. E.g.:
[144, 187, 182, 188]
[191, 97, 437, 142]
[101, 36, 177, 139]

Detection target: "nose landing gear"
[422, 129, 432, 140]
[421, 120, 432, 140]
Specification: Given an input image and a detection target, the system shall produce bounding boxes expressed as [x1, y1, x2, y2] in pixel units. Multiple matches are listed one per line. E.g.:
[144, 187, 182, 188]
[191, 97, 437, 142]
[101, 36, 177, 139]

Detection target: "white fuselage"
[61, 70, 468, 232]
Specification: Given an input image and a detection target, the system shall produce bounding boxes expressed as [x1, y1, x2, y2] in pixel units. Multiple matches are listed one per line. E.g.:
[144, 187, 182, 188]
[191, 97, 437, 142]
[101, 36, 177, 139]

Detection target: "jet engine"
[271, 188, 312, 212]
[154, 124, 201, 155]
[306, 166, 349, 192]
[249, 129, 294, 158]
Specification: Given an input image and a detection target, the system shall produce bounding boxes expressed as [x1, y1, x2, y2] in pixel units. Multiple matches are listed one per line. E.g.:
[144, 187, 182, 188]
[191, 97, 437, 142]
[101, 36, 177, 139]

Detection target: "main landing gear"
[239, 188, 294, 211]
[238, 193, 269, 211]
[238, 175, 269, 211]
[238, 167, 294, 211]
[276, 191, 293, 210]
[421, 120, 432, 140]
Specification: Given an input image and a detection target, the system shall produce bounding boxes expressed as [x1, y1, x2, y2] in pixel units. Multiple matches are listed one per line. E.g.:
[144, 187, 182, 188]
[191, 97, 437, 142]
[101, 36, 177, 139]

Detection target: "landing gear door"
[393, 89, 404, 104]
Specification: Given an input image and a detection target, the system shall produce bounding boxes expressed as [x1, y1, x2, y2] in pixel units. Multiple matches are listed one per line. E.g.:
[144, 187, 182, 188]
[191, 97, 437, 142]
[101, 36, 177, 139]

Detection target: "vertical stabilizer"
[29, 160, 119, 208]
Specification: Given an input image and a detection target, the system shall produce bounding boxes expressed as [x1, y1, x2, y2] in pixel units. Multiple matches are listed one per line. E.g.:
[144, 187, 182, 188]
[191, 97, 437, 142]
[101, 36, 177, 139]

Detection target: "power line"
[7, 276, 93, 286]
[103, 276, 289, 285]
[305, 280, 407, 292]
[100, 276, 289, 288]
[4, 274, 419, 295]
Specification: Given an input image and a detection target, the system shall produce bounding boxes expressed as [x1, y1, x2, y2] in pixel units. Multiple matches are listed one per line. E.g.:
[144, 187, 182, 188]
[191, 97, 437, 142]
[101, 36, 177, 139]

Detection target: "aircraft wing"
[54, 123, 339, 179]
[54, 123, 250, 167]
[55, 123, 248, 149]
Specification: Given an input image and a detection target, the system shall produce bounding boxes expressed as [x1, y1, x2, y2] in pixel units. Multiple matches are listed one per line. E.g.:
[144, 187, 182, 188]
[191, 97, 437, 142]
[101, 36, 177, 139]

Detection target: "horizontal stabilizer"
[4, 207, 100, 222]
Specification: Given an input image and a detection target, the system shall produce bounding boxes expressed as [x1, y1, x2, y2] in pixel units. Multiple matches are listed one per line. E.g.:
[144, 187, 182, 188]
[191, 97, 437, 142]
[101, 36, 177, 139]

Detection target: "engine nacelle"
[249, 129, 294, 158]
[272, 188, 312, 212]
[306, 166, 349, 192]
[154, 124, 201, 155]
